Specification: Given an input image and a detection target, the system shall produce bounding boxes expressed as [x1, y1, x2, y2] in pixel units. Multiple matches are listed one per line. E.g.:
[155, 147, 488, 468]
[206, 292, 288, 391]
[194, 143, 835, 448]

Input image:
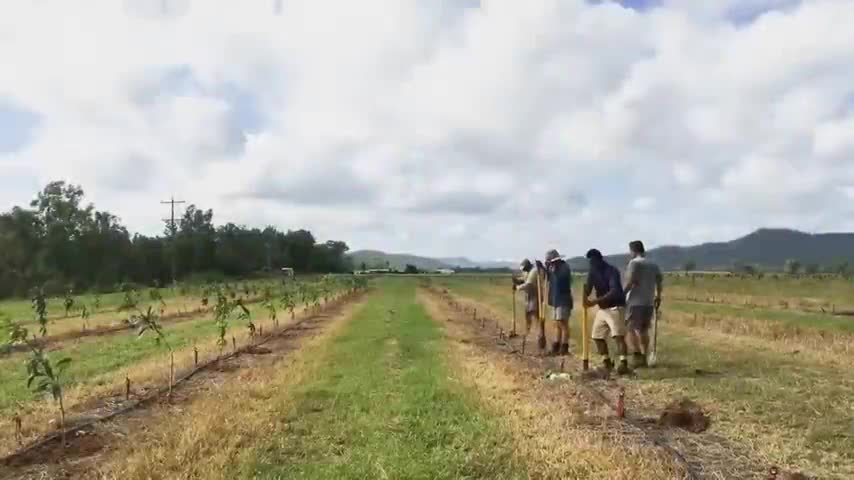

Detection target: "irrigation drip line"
[1, 289, 366, 467]
[430, 287, 700, 480]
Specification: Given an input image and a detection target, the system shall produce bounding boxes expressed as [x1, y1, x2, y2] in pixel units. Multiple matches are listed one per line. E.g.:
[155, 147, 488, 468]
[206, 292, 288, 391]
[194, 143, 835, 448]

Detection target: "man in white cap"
[513, 259, 547, 351]
[545, 249, 573, 356]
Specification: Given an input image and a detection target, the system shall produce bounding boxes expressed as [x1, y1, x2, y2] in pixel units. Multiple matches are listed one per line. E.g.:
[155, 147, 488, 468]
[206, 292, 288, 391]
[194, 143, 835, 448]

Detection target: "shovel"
[649, 306, 660, 367]
[509, 290, 518, 338]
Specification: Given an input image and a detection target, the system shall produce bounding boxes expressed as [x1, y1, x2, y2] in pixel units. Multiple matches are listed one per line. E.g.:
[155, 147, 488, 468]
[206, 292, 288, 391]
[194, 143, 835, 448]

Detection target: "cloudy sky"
[1, 0, 853, 261]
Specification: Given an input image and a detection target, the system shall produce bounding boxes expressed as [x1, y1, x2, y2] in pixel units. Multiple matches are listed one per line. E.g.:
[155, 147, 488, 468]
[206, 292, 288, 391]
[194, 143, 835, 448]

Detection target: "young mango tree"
[213, 289, 233, 358]
[31, 287, 48, 337]
[93, 293, 102, 312]
[263, 298, 278, 328]
[118, 283, 139, 312]
[63, 289, 75, 318]
[236, 299, 255, 340]
[149, 287, 166, 315]
[9, 323, 72, 445]
[80, 305, 90, 331]
[133, 306, 175, 397]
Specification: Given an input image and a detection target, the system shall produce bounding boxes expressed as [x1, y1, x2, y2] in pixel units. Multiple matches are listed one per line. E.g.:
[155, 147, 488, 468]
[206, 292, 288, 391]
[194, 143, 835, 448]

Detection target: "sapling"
[118, 283, 139, 311]
[93, 293, 102, 311]
[81, 305, 90, 331]
[236, 300, 255, 339]
[214, 290, 233, 358]
[149, 287, 166, 315]
[133, 306, 174, 396]
[264, 299, 278, 328]
[9, 323, 71, 446]
[31, 287, 48, 337]
[63, 289, 75, 318]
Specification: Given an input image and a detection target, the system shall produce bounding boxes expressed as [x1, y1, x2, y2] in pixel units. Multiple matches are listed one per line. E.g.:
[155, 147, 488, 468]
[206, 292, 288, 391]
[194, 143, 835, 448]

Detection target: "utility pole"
[161, 196, 186, 286]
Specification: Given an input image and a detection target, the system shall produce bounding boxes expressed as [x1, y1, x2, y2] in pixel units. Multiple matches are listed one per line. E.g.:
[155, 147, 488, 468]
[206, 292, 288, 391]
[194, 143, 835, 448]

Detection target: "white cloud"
[1, 0, 853, 261]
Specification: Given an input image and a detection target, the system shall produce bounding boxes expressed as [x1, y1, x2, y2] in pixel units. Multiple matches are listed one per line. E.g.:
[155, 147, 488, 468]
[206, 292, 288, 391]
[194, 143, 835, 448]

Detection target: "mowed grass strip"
[438, 279, 854, 478]
[239, 279, 526, 480]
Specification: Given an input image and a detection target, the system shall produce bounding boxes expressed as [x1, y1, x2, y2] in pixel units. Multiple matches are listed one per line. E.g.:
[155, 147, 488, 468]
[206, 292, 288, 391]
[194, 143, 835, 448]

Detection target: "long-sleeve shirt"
[547, 260, 573, 308]
[516, 268, 538, 303]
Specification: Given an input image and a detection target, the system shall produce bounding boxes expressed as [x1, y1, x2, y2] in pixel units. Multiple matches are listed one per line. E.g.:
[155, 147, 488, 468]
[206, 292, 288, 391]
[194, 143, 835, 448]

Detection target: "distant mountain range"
[348, 250, 514, 271]
[350, 229, 854, 273]
[565, 228, 854, 272]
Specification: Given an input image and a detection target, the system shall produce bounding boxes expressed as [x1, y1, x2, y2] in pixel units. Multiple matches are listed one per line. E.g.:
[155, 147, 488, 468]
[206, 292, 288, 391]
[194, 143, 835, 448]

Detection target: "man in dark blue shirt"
[545, 249, 572, 356]
[582, 249, 630, 374]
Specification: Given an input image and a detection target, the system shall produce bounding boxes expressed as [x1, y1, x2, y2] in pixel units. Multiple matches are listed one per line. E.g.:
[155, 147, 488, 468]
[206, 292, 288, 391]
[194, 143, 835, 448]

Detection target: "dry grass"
[439, 282, 854, 479]
[666, 309, 854, 361]
[419, 291, 689, 480]
[81, 298, 367, 480]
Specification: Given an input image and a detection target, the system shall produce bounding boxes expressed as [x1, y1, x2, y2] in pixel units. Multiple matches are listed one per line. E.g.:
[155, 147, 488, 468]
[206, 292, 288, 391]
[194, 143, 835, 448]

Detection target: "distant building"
[435, 268, 455, 275]
[355, 268, 392, 275]
[280, 267, 294, 277]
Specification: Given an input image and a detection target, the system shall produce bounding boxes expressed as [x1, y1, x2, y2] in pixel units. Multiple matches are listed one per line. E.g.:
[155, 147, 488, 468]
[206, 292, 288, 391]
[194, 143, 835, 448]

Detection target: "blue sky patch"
[726, 0, 803, 26]
[0, 101, 41, 154]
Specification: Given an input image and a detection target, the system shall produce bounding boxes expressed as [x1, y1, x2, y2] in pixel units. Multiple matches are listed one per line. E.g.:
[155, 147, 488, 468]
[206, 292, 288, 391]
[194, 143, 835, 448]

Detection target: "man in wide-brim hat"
[545, 249, 573, 356]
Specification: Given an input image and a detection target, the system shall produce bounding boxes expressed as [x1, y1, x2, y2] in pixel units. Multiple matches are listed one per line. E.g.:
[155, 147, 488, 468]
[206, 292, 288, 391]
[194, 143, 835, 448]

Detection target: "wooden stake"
[194, 345, 199, 366]
[14, 414, 22, 445]
[232, 336, 237, 353]
[169, 352, 175, 398]
[125, 375, 131, 400]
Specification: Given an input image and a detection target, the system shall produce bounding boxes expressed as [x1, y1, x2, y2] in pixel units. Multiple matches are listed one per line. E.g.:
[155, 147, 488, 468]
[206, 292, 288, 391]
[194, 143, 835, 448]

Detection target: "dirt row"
[420, 286, 771, 480]
[0, 288, 368, 480]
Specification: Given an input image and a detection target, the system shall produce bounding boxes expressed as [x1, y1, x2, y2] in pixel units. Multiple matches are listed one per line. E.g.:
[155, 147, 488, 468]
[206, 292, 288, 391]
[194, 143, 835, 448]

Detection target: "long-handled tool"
[510, 289, 518, 338]
[581, 306, 590, 370]
[649, 306, 660, 367]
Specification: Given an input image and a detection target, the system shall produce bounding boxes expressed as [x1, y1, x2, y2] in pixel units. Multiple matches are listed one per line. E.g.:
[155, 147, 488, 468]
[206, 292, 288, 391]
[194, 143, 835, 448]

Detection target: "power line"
[161, 196, 186, 286]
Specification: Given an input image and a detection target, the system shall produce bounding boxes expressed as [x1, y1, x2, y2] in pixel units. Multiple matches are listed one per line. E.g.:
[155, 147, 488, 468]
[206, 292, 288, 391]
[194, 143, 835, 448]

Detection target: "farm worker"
[513, 259, 547, 351]
[545, 249, 573, 356]
[582, 248, 631, 375]
[624, 240, 663, 368]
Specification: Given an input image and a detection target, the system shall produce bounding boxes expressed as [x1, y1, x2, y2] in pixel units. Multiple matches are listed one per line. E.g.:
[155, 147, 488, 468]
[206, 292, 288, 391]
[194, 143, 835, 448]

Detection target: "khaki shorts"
[592, 307, 626, 339]
[525, 298, 539, 315]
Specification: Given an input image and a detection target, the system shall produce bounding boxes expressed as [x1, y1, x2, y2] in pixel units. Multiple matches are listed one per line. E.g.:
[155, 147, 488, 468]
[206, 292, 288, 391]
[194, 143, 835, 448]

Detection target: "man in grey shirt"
[623, 240, 663, 368]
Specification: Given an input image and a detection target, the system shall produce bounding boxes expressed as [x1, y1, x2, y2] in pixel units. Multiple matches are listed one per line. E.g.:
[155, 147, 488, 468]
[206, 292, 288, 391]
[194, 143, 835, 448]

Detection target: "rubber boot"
[616, 359, 632, 375]
[537, 336, 547, 351]
[560, 343, 570, 356]
[550, 342, 561, 356]
[632, 353, 647, 369]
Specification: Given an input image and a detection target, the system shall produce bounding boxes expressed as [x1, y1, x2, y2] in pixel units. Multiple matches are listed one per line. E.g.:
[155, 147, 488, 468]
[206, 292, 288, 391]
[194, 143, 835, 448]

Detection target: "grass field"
[1, 274, 851, 479]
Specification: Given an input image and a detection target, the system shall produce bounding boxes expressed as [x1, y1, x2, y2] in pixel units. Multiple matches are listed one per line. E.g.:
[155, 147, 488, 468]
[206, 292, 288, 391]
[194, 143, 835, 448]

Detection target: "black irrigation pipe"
[427, 287, 700, 480]
[1, 289, 366, 468]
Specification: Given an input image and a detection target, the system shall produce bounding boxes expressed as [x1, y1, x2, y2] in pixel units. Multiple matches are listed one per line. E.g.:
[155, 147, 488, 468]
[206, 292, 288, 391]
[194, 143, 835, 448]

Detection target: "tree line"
[0, 181, 353, 298]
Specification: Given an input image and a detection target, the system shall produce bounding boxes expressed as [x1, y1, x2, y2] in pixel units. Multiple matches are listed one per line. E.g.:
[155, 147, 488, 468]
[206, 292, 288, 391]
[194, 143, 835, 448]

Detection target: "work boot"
[616, 360, 632, 376]
[550, 342, 561, 356]
[537, 336, 547, 351]
[631, 353, 647, 369]
[602, 358, 614, 371]
[560, 343, 570, 356]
